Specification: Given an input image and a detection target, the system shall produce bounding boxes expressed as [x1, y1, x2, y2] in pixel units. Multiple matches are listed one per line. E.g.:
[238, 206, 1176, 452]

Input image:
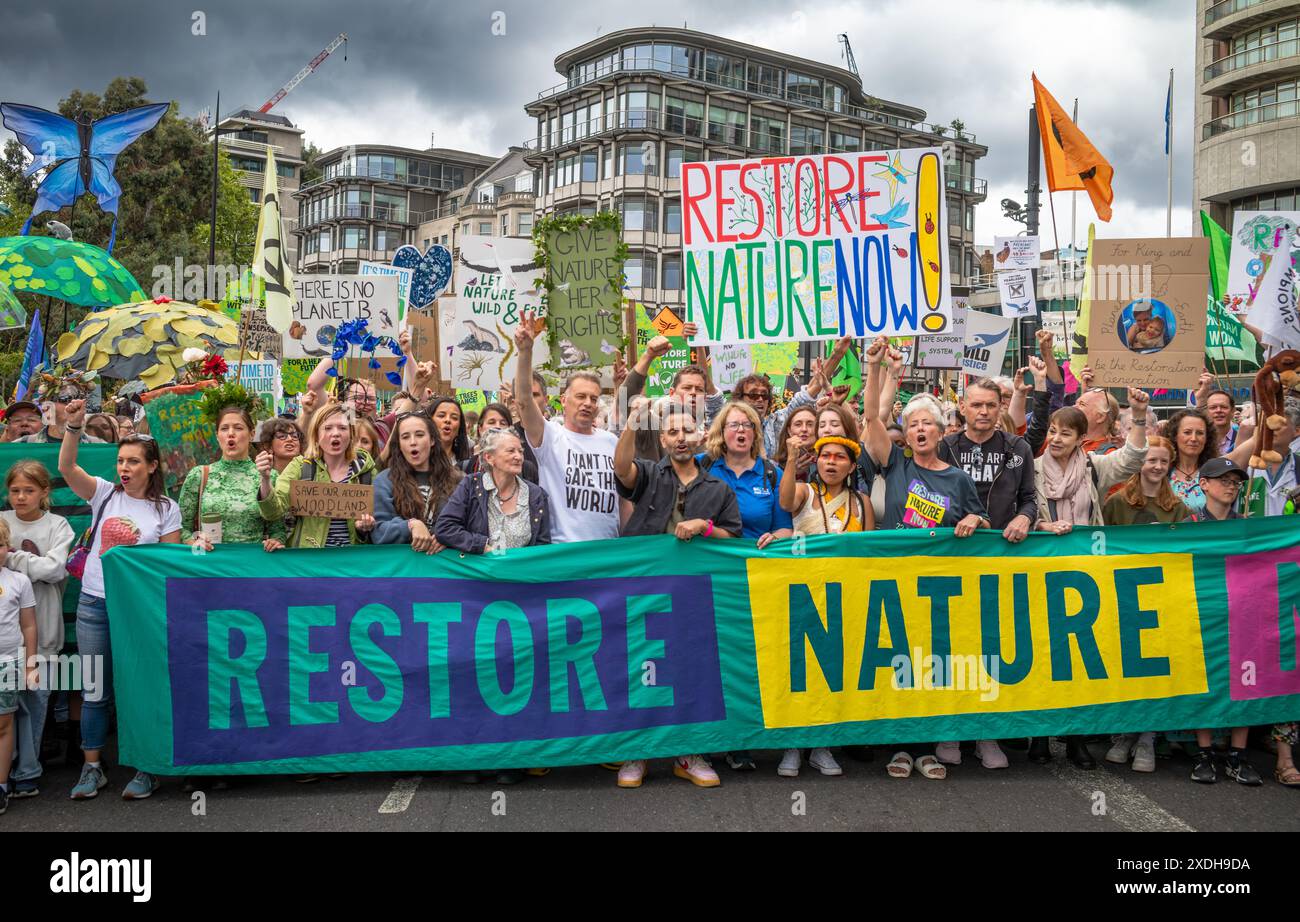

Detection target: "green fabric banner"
[1201, 210, 1232, 304]
[103, 520, 1300, 775]
[1206, 295, 1259, 365]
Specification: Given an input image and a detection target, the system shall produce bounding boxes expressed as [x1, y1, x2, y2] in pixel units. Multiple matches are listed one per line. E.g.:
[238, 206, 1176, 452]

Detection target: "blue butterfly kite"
[0, 101, 169, 253]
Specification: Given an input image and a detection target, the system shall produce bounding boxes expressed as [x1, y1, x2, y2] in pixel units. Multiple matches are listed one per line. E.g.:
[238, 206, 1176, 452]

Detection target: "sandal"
[886, 751, 914, 778]
[916, 755, 947, 780]
[1275, 763, 1300, 787]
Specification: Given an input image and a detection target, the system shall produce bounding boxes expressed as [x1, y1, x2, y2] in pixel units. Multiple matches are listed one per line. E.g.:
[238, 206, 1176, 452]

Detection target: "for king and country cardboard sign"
[683, 148, 953, 345]
[104, 521, 1300, 774]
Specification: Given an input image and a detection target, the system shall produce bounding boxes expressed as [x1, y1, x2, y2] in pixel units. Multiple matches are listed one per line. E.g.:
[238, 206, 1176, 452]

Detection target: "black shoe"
[1027, 737, 1052, 764]
[1066, 737, 1097, 770]
[1190, 751, 1217, 784]
[458, 771, 481, 784]
[724, 751, 756, 771]
[0, 786, 8, 814]
[494, 770, 525, 785]
[842, 745, 874, 763]
[1225, 758, 1262, 786]
[10, 779, 39, 798]
[1001, 738, 1029, 751]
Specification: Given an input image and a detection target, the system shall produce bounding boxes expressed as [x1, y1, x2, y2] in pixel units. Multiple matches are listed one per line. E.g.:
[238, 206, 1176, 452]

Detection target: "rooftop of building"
[219, 109, 302, 131]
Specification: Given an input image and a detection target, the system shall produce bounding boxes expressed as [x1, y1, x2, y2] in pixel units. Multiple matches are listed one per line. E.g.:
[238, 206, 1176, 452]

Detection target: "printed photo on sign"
[287, 275, 399, 360]
[683, 148, 952, 344]
[993, 236, 1041, 272]
[1117, 299, 1176, 354]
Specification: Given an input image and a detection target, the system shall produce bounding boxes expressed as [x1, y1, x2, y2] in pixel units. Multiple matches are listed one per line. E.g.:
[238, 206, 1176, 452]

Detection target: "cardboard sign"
[288, 480, 374, 519]
[1086, 238, 1209, 389]
[916, 299, 968, 369]
[286, 275, 400, 360]
[961, 310, 1013, 377]
[993, 236, 1040, 271]
[997, 269, 1037, 318]
[544, 223, 623, 368]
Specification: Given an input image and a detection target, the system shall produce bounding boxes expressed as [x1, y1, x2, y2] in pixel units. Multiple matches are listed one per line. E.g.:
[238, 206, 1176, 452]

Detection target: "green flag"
[1201, 210, 1232, 303]
[823, 340, 863, 401]
[1205, 295, 1258, 365]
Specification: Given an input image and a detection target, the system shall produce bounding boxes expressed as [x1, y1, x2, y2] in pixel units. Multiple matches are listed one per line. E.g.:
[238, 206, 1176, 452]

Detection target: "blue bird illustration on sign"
[972, 328, 1010, 348]
[870, 200, 909, 229]
[391, 244, 452, 309]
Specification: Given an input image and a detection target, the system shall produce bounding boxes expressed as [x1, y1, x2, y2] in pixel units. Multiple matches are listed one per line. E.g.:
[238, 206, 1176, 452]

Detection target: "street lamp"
[208, 92, 245, 300]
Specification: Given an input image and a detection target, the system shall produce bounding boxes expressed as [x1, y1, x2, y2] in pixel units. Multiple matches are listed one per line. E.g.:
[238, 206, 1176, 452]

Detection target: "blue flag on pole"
[1164, 72, 1172, 155]
[14, 309, 42, 401]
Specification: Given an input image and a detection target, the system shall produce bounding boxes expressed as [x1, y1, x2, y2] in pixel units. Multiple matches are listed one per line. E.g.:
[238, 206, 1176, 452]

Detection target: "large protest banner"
[286, 275, 399, 360]
[450, 235, 547, 389]
[683, 148, 952, 345]
[105, 519, 1300, 775]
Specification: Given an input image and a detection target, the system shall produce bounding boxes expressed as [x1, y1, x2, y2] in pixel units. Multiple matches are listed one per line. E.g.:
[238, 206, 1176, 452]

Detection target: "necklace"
[1174, 463, 1198, 479]
[497, 480, 519, 504]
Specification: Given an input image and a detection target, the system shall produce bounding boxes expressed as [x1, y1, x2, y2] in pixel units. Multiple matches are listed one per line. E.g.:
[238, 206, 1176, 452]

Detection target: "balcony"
[1203, 38, 1300, 95]
[529, 55, 976, 141]
[298, 171, 458, 195]
[296, 203, 415, 230]
[1204, 0, 1300, 40]
[1203, 97, 1300, 136]
[946, 172, 988, 198]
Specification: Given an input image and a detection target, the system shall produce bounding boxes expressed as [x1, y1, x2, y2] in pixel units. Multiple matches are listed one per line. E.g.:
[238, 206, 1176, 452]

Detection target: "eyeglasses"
[273, 430, 301, 441]
[725, 421, 756, 432]
[1208, 477, 1243, 492]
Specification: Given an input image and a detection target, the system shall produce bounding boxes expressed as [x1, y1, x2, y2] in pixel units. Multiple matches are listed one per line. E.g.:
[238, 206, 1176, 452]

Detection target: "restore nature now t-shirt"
[531, 418, 619, 543]
[878, 444, 987, 530]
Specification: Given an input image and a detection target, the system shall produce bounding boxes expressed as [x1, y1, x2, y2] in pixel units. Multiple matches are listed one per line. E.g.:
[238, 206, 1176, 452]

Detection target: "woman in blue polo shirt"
[700, 401, 793, 549]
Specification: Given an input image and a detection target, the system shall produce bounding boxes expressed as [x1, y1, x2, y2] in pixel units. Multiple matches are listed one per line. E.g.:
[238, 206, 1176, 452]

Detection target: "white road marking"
[1048, 742, 1196, 832]
[378, 776, 422, 814]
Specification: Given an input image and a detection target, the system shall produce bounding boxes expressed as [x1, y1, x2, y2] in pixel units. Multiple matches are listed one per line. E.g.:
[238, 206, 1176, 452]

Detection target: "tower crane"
[259, 33, 348, 113]
[837, 33, 860, 81]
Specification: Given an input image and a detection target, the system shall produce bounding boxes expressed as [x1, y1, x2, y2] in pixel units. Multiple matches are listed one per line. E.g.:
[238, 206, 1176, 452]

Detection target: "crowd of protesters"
[0, 316, 1296, 814]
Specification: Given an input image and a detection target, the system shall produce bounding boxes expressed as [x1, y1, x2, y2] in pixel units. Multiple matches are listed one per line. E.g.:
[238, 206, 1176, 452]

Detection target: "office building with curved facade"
[522, 27, 988, 315]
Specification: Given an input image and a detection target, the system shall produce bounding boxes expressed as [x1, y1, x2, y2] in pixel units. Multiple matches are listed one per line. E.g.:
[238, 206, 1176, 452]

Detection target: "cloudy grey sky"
[1, 0, 1195, 245]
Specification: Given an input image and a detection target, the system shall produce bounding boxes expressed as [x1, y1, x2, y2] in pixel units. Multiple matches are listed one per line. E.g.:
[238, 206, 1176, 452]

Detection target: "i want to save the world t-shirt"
[530, 419, 619, 543]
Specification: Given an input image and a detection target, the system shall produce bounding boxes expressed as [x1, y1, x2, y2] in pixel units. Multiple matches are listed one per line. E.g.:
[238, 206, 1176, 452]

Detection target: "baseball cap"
[1199, 457, 1247, 482]
[2, 400, 39, 421]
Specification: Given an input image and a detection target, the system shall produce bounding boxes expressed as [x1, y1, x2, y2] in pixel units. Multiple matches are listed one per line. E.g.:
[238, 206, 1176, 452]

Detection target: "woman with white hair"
[861, 336, 989, 782]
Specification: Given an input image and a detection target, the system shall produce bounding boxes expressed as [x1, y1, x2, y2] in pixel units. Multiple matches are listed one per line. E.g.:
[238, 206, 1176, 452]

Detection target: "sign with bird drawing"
[449, 235, 547, 390]
[993, 236, 1040, 272]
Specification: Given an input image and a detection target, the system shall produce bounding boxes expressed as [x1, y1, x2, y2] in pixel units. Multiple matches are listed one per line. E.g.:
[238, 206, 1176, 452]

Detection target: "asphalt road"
[4, 740, 1297, 832]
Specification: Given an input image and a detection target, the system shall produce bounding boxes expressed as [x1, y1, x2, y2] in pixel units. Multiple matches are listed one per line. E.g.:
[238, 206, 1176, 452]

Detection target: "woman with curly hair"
[1166, 406, 1256, 514]
[372, 412, 463, 553]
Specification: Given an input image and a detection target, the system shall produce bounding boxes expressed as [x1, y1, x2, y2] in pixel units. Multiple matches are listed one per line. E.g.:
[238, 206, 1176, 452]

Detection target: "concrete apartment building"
[215, 108, 305, 266]
[521, 26, 988, 319]
[1194, 0, 1300, 227]
[413, 147, 537, 257]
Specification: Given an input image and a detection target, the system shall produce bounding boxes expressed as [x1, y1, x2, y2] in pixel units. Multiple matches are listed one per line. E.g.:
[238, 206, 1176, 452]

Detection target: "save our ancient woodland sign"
[540, 214, 624, 370]
[104, 521, 1300, 774]
[1086, 238, 1209, 389]
[285, 275, 399, 360]
[682, 148, 953, 345]
[288, 481, 374, 519]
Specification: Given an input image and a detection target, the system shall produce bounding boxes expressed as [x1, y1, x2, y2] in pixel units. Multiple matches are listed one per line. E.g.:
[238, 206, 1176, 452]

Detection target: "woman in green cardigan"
[261, 401, 377, 549]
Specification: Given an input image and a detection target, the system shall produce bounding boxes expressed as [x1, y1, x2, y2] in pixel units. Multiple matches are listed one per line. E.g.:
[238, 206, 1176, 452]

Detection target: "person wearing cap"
[1186, 457, 1262, 787]
[611, 396, 740, 791]
[17, 383, 104, 444]
[0, 402, 43, 442]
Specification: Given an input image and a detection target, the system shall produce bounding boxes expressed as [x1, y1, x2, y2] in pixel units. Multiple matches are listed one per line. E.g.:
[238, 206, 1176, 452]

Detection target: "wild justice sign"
[103, 522, 1300, 774]
[682, 148, 953, 344]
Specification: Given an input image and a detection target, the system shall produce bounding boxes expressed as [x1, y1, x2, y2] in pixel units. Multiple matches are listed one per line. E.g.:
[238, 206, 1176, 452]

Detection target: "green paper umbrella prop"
[0, 236, 146, 308]
[55, 297, 252, 390]
[0, 283, 27, 330]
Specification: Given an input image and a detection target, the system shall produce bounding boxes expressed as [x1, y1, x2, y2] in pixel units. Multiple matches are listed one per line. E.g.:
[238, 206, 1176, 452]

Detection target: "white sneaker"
[808, 748, 843, 776]
[617, 760, 646, 788]
[1131, 733, 1156, 773]
[777, 749, 802, 777]
[935, 741, 962, 765]
[673, 754, 719, 787]
[1105, 733, 1138, 764]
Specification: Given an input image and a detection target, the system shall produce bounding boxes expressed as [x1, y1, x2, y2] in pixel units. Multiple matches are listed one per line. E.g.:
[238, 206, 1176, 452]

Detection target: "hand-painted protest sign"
[392, 244, 453, 309]
[229, 360, 282, 415]
[104, 519, 1300, 775]
[280, 359, 314, 396]
[141, 386, 216, 495]
[992, 235, 1040, 271]
[1206, 295, 1259, 364]
[997, 269, 1037, 318]
[916, 298, 968, 369]
[543, 219, 624, 369]
[451, 236, 548, 389]
[961, 310, 1013, 377]
[287, 275, 399, 360]
[634, 303, 689, 398]
[712, 342, 753, 391]
[1087, 238, 1209, 389]
[359, 260, 413, 320]
[1230, 212, 1300, 351]
[289, 481, 373, 519]
[455, 389, 488, 416]
[683, 148, 952, 344]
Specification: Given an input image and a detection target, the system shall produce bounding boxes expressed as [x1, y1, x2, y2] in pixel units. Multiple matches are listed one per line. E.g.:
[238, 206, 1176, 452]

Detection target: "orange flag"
[1032, 74, 1114, 221]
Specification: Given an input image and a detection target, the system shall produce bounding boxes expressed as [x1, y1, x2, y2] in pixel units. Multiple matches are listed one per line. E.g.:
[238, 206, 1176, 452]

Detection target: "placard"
[961, 310, 1013, 377]
[992, 235, 1040, 271]
[286, 275, 399, 360]
[916, 299, 968, 369]
[683, 148, 952, 344]
[450, 236, 548, 388]
[712, 343, 753, 392]
[1225, 210, 1300, 313]
[1086, 237, 1209, 389]
[288, 480, 374, 519]
[359, 260, 413, 320]
[997, 269, 1037, 318]
[229, 359, 282, 415]
[634, 303, 690, 398]
[544, 222, 623, 369]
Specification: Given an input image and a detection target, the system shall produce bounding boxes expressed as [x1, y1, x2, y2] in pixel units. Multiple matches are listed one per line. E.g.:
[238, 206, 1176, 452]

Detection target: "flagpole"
[1166, 68, 1174, 239]
[1070, 98, 1078, 282]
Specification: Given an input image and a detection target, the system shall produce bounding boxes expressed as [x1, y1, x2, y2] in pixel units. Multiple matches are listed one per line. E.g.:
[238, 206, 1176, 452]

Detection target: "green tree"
[300, 140, 323, 185]
[191, 149, 260, 267]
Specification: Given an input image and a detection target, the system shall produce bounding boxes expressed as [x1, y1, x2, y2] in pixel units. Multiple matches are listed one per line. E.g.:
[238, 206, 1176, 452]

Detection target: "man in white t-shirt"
[514, 312, 619, 543]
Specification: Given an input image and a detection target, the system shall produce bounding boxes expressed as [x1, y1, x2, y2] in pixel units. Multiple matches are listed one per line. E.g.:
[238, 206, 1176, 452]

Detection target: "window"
[603, 145, 614, 179]
[554, 152, 597, 187]
[965, 251, 975, 280]
[618, 195, 658, 232]
[786, 71, 822, 107]
[666, 144, 702, 178]
[318, 230, 332, 253]
[708, 103, 747, 145]
[748, 62, 783, 97]
[623, 43, 653, 70]
[824, 84, 846, 113]
[515, 172, 533, 193]
[830, 130, 861, 152]
[462, 223, 471, 237]
[230, 156, 264, 173]
[666, 94, 704, 135]
[619, 88, 661, 129]
[276, 163, 295, 179]
[247, 188, 260, 203]
[790, 122, 824, 155]
[235, 129, 269, 145]
[665, 200, 681, 234]
[343, 227, 369, 249]
[966, 205, 974, 232]
[751, 114, 786, 153]
[624, 252, 657, 288]
[618, 141, 659, 175]
[373, 191, 406, 223]
[949, 199, 962, 226]
[581, 151, 598, 182]
[502, 214, 510, 235]
[662, 255, 682, 291]
[705, 51, 745, 89]
[518, 213, 533, 235]
[479, 222, 493, 235]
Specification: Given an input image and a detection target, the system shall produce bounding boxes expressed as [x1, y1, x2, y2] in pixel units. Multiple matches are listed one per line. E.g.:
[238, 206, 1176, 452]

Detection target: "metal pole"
[1166, 68, 1174, 239]
[1023, 105, 1042, 369]
[1070, 98, 1078, 283]
[209, 92, 220, 300]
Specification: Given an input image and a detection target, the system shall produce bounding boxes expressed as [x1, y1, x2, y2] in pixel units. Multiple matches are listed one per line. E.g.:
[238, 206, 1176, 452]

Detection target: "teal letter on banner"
[918, 576, 962, 688]
[1279, 561, 1300, 672]
[287, 605, 339, 725]
[859, 580, 910, 690]
[547, 598, 608, 713]
[788, 583, 843, 693]
[979, 573, 1033, 684]
[1045, 571, 1107, 681]
[474, 601, 535, 716]
[627, 594, 674, 709]
[348, 604, 405, 723]
[413, 603, 461, 718]
[207, 609, 268, 730]
[1113, 567, 1171, 679]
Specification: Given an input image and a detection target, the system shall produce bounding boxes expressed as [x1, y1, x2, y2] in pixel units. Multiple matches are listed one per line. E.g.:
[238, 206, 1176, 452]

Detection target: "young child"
[2, 461, 74, 798]
[0, 516, 39, 816]
[1131, 316, 1167, 351]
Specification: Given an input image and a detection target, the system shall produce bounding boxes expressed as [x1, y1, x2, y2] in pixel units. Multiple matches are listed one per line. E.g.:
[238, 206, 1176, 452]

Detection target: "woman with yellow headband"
[778, 434, 873, 535]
